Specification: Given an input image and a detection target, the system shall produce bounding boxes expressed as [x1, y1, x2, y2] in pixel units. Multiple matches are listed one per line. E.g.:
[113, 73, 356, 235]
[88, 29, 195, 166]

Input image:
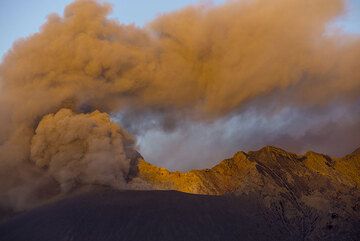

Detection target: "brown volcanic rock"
[137, 151, 258, 195]
[335, 148, 360, 186]
[136, 146, 360, 195]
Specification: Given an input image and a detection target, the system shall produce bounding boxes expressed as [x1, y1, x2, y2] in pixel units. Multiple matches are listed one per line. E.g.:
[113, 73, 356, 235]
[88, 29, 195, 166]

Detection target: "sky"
[1, 0, 360, 59]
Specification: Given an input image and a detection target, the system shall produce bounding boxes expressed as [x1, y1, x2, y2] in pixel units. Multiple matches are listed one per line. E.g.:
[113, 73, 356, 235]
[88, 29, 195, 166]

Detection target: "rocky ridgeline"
[137, 146, 360, 195]
[136, 146, 360, 240]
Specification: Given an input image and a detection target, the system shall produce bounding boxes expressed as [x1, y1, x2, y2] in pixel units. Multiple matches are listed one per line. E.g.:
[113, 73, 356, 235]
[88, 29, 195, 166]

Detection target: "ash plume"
[31, 108, 134, 191]
[0, 0, 359, 209]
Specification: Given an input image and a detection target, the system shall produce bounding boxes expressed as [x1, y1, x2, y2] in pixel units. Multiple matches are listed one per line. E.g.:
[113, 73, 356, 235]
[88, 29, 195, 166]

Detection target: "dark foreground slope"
[0, 189, 359, 241]
[0, 190, 287, 241]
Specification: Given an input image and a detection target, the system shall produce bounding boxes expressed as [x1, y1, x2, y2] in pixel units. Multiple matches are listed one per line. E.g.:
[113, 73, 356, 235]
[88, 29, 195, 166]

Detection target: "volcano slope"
[0, 146, 359, 241]
[0, 189, 306, 241]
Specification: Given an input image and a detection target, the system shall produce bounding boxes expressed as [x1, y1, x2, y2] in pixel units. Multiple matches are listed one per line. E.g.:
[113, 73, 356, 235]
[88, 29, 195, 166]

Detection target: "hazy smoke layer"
[0, 0, 359, 208]
[31, 109, 134, 191]
[138, 102, 360, 171]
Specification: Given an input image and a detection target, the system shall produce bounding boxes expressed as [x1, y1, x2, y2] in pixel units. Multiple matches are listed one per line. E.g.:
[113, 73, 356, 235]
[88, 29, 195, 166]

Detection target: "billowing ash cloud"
[31, 108, 135, 191]
[0, 0, 359, 209]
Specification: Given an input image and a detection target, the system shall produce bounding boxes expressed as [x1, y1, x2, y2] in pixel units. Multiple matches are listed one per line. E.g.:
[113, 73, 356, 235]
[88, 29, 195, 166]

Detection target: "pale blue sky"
[0, 0, 359, 59]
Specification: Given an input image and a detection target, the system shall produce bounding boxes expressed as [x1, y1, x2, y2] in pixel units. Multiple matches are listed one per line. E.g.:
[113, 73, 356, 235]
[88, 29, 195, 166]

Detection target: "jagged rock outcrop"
[136, 146, 360, 195]
[136, 151, 256, 194]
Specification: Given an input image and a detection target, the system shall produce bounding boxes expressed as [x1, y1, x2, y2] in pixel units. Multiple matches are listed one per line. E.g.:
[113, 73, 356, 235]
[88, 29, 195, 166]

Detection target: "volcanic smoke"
[0, 0, 359, 210]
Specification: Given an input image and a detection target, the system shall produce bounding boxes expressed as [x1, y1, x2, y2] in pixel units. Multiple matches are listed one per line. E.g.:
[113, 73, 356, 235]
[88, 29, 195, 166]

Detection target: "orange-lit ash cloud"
[0, 0, 359, 210]
[31, 109, 135, 191]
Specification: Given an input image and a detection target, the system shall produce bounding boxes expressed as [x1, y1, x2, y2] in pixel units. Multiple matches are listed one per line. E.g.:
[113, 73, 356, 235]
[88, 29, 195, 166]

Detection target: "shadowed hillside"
[0, 190, 291, 241]
[0, 189, 358, 241]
